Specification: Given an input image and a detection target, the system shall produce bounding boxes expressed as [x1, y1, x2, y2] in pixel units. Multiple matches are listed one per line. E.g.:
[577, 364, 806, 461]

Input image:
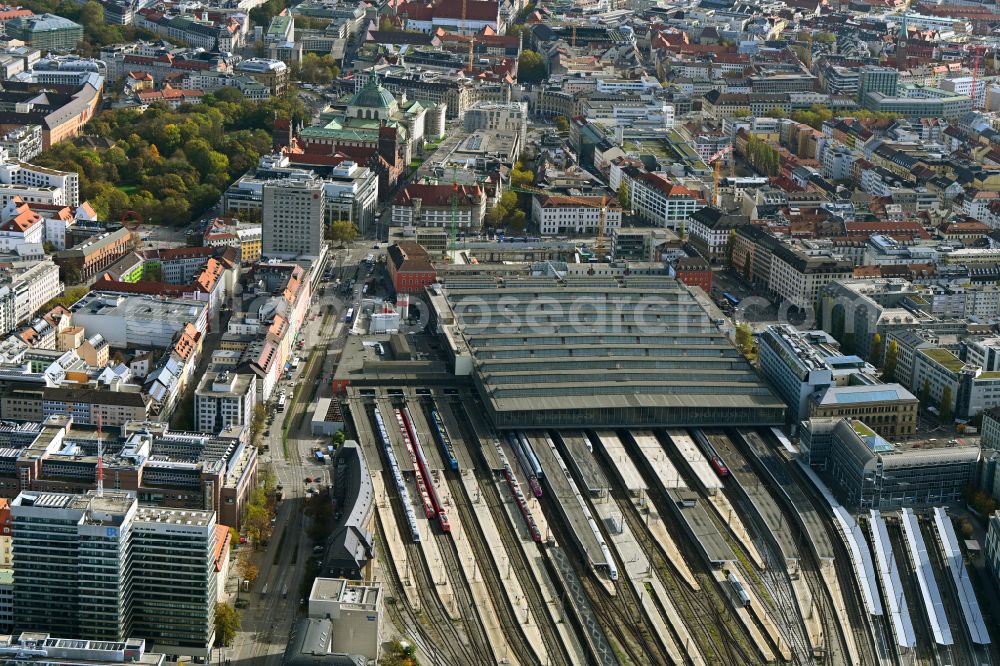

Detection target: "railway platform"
[529, 433, 610, 572]
[590, 431, 647, 497]
[435, 475, 519, 665]
[370, 472, 419, 611]
[791, 575, 825, 657]
[555, 431, 610, 499]
[403, 480, 457, 619]
[589, 492, 699, 666]
[376, 396, 414, 473]
[457, 469, 552, 666]
[346, 394, 382, 472]
[433, 398, 477, 470]
[707, 429, 799, 572]
[494, 477, 589, 665]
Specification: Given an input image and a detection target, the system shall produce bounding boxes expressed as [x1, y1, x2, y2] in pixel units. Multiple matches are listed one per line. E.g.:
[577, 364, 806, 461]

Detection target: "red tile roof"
[136, 88, 205, 103]
[393, 183, 483, 207]
[213, 524, 230, 573]
[399, 0, 498, 22]
[634, 172, 701, 199]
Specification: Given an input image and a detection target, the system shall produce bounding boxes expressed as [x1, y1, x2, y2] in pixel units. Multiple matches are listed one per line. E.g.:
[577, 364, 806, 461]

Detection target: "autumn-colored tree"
[213, 603, 241, 647]
[883, 340, 898, 381]
[235, 550, 259, 584]
[869, 333, 883, 367]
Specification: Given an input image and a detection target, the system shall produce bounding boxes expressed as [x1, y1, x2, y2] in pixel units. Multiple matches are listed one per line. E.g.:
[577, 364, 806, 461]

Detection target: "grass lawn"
[116, 185, 138, 194]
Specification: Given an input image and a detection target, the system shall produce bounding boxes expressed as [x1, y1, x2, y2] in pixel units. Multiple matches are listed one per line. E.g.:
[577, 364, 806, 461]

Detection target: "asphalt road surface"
[221, 243, 384, 665]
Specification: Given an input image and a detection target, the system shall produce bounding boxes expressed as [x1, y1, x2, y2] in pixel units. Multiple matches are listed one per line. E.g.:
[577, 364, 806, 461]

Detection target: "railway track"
[442, 468, 546, 666]
[885, 519, 936, 666]
[374, 514, 455, 666]
[731, 429, 861, 666]
[542, 428, 754, 664]
[450, 399, 575, 666]
[366, 403, 488, 666]
[702, 430, 815, 664]
[432, 526, 495, 665]
[528, 431, 674, 665]
[550, 507, 667, 665]
[608, 434, 760, 665]
[783, 457, 881, 666]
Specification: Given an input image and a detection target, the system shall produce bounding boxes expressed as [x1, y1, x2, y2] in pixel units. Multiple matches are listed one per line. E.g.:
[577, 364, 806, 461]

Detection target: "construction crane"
[707, 145, 734, 207]
[571, 24, 577, 47]
[595, 193, 607, 259]
[448, 182, 459, 261]
[971, 44, 988, 110]
[462, 0, 474, 71]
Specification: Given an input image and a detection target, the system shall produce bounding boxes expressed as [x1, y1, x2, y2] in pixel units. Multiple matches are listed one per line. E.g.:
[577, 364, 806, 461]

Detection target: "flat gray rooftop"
[555, 431, 610, 498]
[665, 488, 735, 566]
[402, 399, 446, 471]
[431, 396, 477, 470]
[527, 432, 608, 569]
[740, 429, 835, 562]
[346, 393, 382, 473]
[440, 275, 786, 428]
[705, 429, 799, 565]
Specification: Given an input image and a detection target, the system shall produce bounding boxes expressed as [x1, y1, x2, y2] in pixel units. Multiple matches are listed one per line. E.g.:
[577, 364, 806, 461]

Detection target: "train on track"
[399, 407, 451, 533]
[507, 432, 543, 498]
[372, 406, 421, 542]
[493, 437, 543, 543]
[429, 409, 459, 471]
[692, 429, 730, 478]
[727, 572, 751, 609]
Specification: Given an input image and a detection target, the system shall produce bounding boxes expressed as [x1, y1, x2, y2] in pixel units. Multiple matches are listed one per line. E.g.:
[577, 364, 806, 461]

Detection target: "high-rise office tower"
[10, 491, 218, 660]
[262, 176, 326, 260]
[12, 491, 136, 641]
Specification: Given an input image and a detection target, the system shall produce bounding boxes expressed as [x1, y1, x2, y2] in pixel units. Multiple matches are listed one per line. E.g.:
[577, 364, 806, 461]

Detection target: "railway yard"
[339, 384, 1000, 666]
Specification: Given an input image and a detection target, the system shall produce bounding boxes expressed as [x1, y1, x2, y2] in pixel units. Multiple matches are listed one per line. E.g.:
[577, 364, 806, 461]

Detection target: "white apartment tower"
[262, 177, 325, 260]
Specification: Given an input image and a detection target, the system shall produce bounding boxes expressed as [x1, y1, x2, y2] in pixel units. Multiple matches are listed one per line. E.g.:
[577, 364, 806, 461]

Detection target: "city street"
[220, 242, 384, 665]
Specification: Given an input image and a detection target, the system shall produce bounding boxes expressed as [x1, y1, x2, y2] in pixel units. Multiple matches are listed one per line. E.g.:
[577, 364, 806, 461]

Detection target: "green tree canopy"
[869, 333, 883, 367]
[940, 385, 953, 422]
[518, 50, 546, 84]
[213, 603, 241, 647]
[328, 220, 358, 244]
[735, 322, 753, 354]
[298, 53, 340, 84]
[33, 92, 307, 227]
[618, 182, 630, 210]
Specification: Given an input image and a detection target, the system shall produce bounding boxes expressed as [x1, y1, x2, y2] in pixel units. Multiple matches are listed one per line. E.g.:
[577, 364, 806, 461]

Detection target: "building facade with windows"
[622, 170, 703, 231]
[262, 177, 325, 260]
[799, 418, 979, 509]
[194, 370, 257, 434]
[10, 492, 218, 658]
[531, 195, 622, 236]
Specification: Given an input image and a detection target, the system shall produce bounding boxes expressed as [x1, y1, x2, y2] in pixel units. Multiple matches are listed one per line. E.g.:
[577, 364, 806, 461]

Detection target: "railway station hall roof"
[435, 273, 787, 429]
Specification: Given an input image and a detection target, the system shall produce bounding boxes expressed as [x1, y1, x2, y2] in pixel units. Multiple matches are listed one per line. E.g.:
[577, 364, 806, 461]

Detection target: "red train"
[692, 429, 730, 479]
[709, 456, 730, 478]
[399, 408, 451, 533]
[503, 466, 543, 543]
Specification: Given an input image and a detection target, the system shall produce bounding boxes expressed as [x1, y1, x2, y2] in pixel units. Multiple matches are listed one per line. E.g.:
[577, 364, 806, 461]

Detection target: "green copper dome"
[351, 79, 396, 109]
